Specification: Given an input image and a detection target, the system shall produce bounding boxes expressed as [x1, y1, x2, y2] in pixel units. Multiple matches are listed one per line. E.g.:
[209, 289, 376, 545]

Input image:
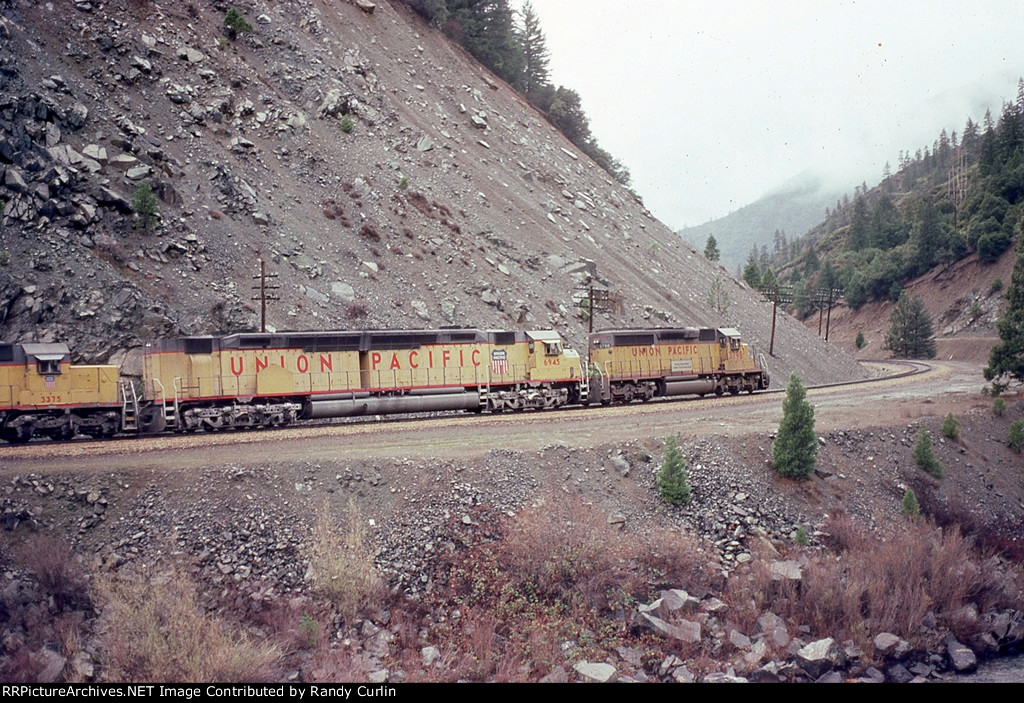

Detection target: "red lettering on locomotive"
[256, 356, 269, 372]
[230, 357, 244, 376]
[409, 350, 419, 369]
[297, 356, 309, 374]
[320, 355, 332, 373]
[371, 352, 382, 370]
[471, 349, 481, 366]
[389, 353, 401, 370]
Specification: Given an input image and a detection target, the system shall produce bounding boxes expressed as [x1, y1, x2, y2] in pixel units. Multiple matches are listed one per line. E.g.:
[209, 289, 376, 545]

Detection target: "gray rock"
[769, 559, 803, 582]
[796, 637, 845, 678]
[703, 672, 748, 683]
[177, 47, 206, 63]
[872, 632, 904, 658]
[331, 282, 356, 303]
[815, 671, 844, 683]
[728, 629, 752, 651]
[945, 635, 977, 673]
[638, 612, 700, 643]
[411, 300, 430, 321]
[420, 645, 439, 667]
[539, 667, 568, 683]
[749, 661, 783, 683]
[37, 648, 66, 683]
[671, 665, 696, 683]
[887, 663, 912, 684]
[574, 661, 617, 683]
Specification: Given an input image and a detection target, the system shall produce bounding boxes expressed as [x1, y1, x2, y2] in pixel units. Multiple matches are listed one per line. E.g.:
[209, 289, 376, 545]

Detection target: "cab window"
[37, 359, 61, 375]
[544, 342, 562, 356]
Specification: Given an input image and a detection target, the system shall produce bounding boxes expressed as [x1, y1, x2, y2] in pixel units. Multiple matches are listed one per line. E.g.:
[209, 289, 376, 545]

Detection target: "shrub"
[1010, 420, 1024, 453]
[941, 413, 959, 440]
[914, 427, 944, 477]
[772, 372, 817, 480]
[794, 526, 810, 546]
[223, 7, 253, 39]
[855, 331, 865, 349]
[307, 499, 383, 624]
[902, 487, 920, 520]
[398, 176, 409, 190]
[969, 301, 983, 320]
[130, 180, 159, 231]
[657, 435, 691, 505]
[991, 278, 1003, 294]
[99, 568, 280, 681]
[18, 535, 90, 611]
[345, 300, 368, 320]
[0, 250, 9, 266]
[339, 115, 354, 133]
[885, 292, 936, 358]
[993, 397, 1006, 416]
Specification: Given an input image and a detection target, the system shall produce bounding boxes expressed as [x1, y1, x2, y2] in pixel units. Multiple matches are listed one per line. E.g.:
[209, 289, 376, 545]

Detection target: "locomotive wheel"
[3, 426, 34, 444]
[714, 387, 723, 397]
[729, 388, 739, 396]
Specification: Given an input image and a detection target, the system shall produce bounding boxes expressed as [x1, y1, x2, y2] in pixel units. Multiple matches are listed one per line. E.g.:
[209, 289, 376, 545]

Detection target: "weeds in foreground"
[307, 499, 384, 624]
[98, 567, 281, 682]
[725, 518, 1023, 649]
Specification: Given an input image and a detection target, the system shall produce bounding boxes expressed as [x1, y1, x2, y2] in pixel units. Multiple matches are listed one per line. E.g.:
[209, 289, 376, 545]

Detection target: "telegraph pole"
[251, 257, 280, 333]
[811, 287, 844, 342]
[758, 284, 793, 356]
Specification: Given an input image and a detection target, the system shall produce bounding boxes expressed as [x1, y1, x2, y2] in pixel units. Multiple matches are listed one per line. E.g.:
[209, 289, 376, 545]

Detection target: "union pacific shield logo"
[491, 349, 508, 375]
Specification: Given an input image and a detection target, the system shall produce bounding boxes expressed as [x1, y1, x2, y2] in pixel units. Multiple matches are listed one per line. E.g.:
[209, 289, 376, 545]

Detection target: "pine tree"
[985, 230, 1024, 390]
[772, 373, 817, 480]
[901, 487, 920, 520]
[742, 246, 762, 289]
[131, 180, 159, 231]
[518, 1, 552, 106]
[703, 234, 720, 262]
[657, 435, 691, 505]
[885, 292, 936, 358]
[914, 427, 943, 477]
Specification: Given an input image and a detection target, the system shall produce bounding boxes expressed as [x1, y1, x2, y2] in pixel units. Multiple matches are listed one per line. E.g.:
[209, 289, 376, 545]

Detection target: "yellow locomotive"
[1, 325, 768, 442]
[588, 327, 769, 404]
[141, 328, 586, 431]
[0, 342, 125, 442]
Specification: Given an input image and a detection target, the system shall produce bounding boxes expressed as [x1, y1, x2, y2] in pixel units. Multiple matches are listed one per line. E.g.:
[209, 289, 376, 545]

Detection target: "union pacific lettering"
[228, 352, 337, 376]
[369, 347, 482, 371]
[225, 347, 484, 376]
[629, 344, 702, 357]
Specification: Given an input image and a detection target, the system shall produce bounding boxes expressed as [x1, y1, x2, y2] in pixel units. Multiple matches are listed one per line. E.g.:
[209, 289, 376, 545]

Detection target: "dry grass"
[423, 493, 714, 681]
[98, 567, 281, 682]
[17, 535, 90, 611]
[307, 499, 384, 625]
[725, 519, 1024, 648]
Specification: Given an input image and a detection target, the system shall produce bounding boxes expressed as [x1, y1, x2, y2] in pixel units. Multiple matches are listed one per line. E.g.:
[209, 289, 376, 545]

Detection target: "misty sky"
[524, 0, 1024, 229]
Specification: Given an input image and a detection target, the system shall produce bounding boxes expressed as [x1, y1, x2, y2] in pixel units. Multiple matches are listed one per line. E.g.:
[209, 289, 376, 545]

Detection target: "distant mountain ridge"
[676, 169, 848, 270]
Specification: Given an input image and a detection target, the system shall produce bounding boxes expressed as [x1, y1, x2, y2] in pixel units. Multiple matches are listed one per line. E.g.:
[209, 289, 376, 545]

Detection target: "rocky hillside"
[0, 0, 864, 386]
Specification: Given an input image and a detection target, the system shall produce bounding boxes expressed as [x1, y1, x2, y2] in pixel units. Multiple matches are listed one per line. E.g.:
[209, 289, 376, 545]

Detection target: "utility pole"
[811, 287, 844, 342]
[251, 257, 280, 333]
[758, 284, 793, 357]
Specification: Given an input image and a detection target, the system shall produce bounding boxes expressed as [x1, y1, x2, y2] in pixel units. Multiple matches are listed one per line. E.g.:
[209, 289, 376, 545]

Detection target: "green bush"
[991, 278, 1003, 294]
[993, 397, 1006, 416]
[941, 413, 959, 440]
[224, 7, 253, 39]
[855, 331, 866, 349]
[772, 373, 817, 480]
[1010, 420, 1024, 454]
[657, 435, 691, 505]
[130, 180, 159, 231]
[339, 115, 354, 133]
[914, 428, 944, 478]
[901, 487, 920, 520]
